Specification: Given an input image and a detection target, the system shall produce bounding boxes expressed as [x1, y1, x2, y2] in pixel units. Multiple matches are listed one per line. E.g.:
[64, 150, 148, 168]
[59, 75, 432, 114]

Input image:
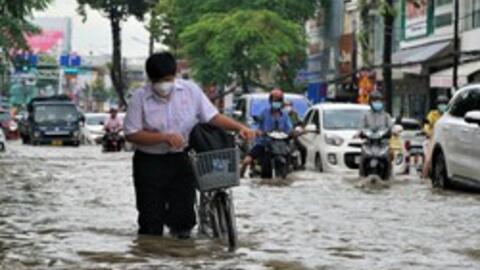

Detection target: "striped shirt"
[124, 79, 218, 154]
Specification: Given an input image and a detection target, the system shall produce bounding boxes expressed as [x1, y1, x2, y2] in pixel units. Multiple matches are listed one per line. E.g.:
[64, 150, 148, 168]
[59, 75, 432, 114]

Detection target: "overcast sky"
[33, 0, 150, 57]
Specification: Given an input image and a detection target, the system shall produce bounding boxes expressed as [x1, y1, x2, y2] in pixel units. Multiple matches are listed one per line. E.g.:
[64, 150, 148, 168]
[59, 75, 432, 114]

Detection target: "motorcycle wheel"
[275, 159, 288, 179]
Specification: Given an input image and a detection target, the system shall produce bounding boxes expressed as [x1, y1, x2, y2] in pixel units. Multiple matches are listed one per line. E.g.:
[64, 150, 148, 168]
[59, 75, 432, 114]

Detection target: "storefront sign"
[357, 70, 376, 104]
[405, 0, 428, 39]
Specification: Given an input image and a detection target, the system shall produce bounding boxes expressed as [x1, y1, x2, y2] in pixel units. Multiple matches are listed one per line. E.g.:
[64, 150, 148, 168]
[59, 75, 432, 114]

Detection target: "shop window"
[436, 0, 453, 7]
[435, 13, 452, 28]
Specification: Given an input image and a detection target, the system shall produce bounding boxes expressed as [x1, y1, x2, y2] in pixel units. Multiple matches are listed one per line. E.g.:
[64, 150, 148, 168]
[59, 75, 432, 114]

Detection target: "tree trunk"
[383, 0, 394, 114]
[239, 72, 249, 93]
[149, 32, 154, 56]
[109, 9, 127, 108]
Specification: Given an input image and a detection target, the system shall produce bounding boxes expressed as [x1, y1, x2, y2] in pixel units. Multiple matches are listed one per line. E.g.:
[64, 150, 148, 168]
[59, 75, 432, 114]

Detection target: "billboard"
[405, 0, 429, 39]
[25, 30, 64, 54]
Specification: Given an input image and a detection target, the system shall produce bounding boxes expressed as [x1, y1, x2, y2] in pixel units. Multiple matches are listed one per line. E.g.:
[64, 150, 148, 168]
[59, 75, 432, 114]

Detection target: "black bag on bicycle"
[189, 123, 235, 153]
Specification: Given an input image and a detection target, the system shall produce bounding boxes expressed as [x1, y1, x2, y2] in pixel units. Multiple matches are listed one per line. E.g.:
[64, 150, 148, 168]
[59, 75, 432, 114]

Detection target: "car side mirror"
[465, 111, 480, 126]
[305, 124, 320, 134]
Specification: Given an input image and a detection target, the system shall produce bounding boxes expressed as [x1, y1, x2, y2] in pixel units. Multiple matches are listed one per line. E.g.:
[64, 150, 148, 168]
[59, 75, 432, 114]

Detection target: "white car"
[0, 128, 6, 152]
[81, 113, 108, 145]
[300, 103, 370, 173]
[431, 85, 480, 189]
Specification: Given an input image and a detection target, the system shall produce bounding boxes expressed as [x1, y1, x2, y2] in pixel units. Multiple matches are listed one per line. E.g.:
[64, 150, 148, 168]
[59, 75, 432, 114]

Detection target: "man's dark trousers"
[133, 151, 196, 235]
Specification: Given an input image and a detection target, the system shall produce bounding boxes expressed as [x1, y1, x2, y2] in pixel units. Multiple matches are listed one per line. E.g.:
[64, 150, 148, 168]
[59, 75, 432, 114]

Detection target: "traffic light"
[13, 53, 38, 73]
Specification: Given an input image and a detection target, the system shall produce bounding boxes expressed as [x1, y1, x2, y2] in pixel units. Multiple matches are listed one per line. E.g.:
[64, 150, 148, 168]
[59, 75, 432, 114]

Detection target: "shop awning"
[392, 42, 451, 75]
[430, 60, 480, 88]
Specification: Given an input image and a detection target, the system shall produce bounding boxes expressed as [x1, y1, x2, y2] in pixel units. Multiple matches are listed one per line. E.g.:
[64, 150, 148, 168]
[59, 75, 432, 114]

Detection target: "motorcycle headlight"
[325, 134, 344, 146]
[34, 131, 41, 138]
[73, 131, 80, 137]
[9, 122, 18, 131]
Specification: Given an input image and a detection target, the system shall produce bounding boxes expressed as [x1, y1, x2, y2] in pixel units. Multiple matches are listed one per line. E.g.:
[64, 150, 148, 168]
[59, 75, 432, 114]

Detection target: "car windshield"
[34, 105, 78, 123]
[86, 115, 106, 126]
[250, 97, 310, 118]
[0, 111, 10, 121]
[323, 109, 369, 130]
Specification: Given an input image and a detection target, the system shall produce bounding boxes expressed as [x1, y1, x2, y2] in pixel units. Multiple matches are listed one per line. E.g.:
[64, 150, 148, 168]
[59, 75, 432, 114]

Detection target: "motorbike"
[360, 128, 392, 181]
[103, 128, 124, 152]
[250, 131, 294, 179]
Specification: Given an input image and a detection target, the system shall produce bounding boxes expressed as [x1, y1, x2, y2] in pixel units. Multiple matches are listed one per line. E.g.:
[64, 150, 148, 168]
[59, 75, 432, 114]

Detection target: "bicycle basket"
[191, 148, 240, 192]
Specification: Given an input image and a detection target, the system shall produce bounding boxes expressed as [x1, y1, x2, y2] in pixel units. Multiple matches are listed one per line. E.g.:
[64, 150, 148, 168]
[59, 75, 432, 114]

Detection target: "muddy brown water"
[1, 142, 479, 269]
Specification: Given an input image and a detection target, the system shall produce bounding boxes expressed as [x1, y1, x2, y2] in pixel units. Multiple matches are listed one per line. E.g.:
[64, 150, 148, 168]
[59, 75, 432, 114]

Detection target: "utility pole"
[383, 0, 394, 114]
[452, 0, 460, 92]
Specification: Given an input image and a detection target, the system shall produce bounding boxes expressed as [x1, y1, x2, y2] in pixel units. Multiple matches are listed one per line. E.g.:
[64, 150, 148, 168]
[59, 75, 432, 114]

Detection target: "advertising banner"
[26, 30, 64, 53]
[405, 0, 429, 39]
[357, 70, 376, 104]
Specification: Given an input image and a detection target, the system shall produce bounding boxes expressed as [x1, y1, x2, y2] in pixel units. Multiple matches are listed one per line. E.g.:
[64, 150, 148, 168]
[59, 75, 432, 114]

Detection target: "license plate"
[52, 140, 63, 146]
[354, 156, 361, 165]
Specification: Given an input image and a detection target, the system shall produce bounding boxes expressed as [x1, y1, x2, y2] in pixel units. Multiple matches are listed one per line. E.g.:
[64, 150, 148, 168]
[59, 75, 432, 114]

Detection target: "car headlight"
[325, 134, 344, 146]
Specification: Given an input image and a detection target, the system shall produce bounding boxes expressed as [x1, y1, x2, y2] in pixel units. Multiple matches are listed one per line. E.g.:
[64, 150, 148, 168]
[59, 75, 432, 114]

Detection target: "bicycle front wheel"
[215, 193, 238, 251]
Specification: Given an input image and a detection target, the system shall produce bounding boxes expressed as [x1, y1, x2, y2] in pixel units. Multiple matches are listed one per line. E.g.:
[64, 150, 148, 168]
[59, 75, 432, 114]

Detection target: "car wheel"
[315, 153, 323, 173]
[432, 151, 450, 189]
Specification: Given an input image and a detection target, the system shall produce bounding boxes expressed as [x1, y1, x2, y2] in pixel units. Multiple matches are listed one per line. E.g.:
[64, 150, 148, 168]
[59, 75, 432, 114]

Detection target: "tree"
[0, 0, 52, 51]
[180, 10, 306, 93]
[77, 0, 154, 107]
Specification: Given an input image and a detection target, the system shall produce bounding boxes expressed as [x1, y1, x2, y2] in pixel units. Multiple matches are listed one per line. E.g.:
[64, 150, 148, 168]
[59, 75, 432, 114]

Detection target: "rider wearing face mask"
[240, 89, 293, 176]
[360, 90, 393, 177]
[422, 95, 449, 178]
[362, 90, 392, 131]
[423, 95, 449, 138]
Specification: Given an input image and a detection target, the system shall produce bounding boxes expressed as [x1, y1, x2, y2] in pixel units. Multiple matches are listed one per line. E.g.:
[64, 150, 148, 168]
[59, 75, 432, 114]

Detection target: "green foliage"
[179, 9, 306, 91]
[77, 0, 154, 21]
[0, 0, 52, 50]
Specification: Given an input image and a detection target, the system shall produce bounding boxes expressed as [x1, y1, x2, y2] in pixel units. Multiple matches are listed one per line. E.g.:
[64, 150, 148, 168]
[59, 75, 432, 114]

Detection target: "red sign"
[25, 30, 64, 53]
[357, 70, 376, 104]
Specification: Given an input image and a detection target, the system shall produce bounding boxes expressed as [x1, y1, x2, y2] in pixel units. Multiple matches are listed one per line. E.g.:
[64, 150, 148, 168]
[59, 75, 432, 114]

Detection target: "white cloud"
[33, 0, 150, 57]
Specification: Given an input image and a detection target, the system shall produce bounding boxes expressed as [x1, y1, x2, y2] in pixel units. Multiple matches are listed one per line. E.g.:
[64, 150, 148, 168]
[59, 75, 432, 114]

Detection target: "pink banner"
[26, 30, 64, 53]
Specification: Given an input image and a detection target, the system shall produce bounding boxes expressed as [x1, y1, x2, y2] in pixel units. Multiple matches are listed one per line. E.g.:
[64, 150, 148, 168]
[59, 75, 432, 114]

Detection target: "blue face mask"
[271, 102, 283, 110]
[371, 101, 384, 112]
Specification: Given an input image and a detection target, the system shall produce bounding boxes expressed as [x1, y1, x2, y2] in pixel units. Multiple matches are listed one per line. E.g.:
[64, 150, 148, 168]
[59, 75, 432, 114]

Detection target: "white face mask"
[153, 81, 175, 97]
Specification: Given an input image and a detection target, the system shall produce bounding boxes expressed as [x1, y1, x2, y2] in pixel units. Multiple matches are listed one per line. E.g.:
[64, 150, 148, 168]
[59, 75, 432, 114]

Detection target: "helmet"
[269, 88, 284, 102]
[369, 90, 384, 101]
[436, 95, 449, 105]
[109, 107, 118, 113]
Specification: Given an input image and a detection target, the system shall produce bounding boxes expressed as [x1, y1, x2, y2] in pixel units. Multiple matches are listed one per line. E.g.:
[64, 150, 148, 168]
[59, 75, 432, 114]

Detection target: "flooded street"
[1, 142, 480, 270]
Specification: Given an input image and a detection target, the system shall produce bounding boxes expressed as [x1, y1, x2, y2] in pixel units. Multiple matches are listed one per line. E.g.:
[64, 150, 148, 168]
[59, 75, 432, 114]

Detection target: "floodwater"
[1, 142, 480, 270]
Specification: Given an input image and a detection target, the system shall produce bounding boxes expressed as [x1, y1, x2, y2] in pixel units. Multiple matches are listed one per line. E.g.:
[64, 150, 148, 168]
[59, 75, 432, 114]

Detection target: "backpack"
[189, 123, 235, 153]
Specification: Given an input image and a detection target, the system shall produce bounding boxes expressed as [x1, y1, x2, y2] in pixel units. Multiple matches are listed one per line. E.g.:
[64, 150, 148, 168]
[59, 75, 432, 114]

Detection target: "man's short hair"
[145, 52, 177, 82]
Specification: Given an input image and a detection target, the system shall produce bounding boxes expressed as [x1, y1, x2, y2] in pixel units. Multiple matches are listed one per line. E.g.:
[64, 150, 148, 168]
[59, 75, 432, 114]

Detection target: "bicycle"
[190, 147, 240, 251]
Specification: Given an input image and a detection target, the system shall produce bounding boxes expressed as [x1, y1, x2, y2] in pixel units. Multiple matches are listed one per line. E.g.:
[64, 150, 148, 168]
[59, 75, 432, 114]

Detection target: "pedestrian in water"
[124, 52, 255, 239]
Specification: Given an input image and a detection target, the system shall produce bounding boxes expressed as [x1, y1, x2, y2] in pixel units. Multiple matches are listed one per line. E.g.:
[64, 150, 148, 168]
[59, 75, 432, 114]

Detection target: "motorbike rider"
[359, 90, 393, 178]
[284, 100, 307, 169]
[422, 95, 449, 178]
[103, 107, 123, 147]
[240, 89, 293, 176]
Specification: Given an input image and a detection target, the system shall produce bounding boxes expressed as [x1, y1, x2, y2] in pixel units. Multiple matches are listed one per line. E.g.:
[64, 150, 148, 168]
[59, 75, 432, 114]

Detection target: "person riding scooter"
[103, 107, 124, 151]
[359, 90, 393, 179]
[284, 100, 307, 169]
[422, 95, 449, 178]
[241, 89, 293, 178]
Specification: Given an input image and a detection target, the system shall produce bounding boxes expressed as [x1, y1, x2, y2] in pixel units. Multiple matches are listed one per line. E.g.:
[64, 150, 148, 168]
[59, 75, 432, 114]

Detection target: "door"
[447, 89, 478, 179]
[462, 88, 480, 180]
[300, 109, 318, 164]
